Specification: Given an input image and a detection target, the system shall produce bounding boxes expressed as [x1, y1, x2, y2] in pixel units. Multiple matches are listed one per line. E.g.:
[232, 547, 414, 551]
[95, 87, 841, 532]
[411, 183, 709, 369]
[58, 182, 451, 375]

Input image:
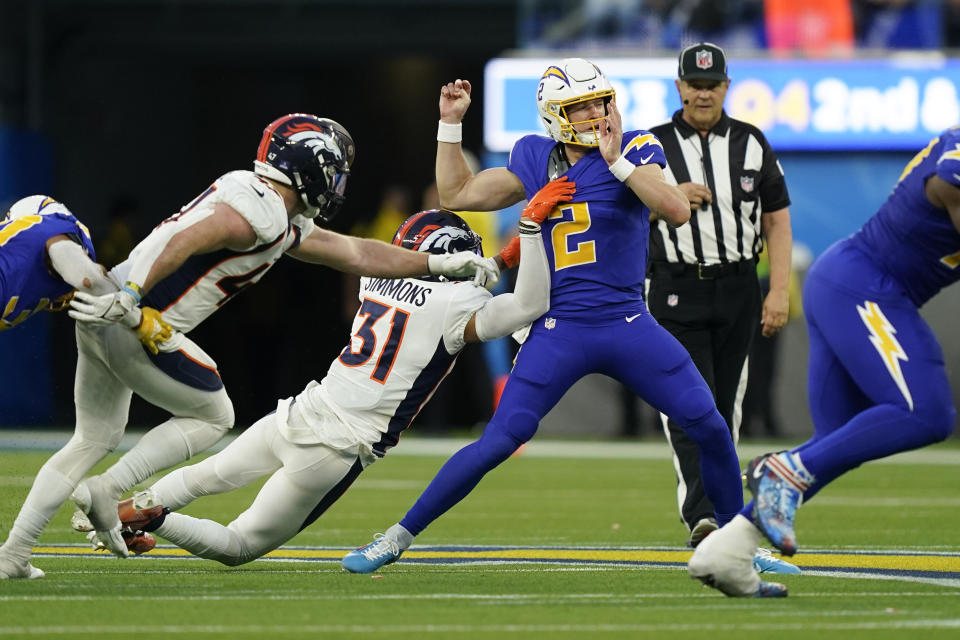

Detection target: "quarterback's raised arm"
[288, 226, 498, 283]
[435, 78, 526, 212]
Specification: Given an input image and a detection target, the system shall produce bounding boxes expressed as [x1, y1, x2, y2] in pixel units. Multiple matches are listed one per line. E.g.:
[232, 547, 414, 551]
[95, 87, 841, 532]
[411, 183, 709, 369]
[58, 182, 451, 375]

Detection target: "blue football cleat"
[753, 547, 801, 574]
[342, 533, 403, 574]
[746, 452, 814, 556]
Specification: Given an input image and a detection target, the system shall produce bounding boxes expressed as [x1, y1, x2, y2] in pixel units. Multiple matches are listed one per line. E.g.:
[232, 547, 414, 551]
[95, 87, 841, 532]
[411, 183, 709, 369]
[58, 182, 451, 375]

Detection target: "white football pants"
[0, 323, 233, 559]
[150, 407, 364, 566]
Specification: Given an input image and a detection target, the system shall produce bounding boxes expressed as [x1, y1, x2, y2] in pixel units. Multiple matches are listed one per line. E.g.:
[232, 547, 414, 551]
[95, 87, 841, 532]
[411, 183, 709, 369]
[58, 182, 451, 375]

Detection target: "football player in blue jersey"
[0, 195, 171, 579]
[0, 195, 169, 344]
[342, 58, 776, 594]
[689, 128, 960, 597]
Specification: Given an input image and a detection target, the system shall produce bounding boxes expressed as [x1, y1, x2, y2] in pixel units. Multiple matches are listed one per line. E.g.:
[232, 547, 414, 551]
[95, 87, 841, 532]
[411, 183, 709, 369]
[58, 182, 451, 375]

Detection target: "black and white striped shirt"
[649, 110, 790, 266]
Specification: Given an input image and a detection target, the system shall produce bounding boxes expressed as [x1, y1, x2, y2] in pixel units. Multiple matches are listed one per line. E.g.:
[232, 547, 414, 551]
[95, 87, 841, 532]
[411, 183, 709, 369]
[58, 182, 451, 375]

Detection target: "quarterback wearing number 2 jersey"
[343, 58, 746, 575]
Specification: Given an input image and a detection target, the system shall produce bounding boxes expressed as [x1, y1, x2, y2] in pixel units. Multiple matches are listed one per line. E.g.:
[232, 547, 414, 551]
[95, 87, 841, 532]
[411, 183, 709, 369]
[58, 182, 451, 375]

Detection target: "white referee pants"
[150, 408, 364, 566]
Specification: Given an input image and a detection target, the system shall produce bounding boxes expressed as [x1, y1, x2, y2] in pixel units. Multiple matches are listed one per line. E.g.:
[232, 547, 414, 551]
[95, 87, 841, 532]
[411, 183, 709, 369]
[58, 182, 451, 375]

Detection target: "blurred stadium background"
[1, 0, 958, 442]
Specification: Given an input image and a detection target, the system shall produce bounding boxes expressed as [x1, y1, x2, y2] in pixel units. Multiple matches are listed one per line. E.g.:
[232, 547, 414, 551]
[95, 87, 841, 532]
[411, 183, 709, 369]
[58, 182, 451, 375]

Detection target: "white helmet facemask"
[536, 58, 616, 148]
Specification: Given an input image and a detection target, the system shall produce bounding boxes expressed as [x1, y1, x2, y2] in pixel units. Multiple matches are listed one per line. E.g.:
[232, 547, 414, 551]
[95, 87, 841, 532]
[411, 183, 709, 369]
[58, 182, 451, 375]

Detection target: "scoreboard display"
[484, 56, 960, 152]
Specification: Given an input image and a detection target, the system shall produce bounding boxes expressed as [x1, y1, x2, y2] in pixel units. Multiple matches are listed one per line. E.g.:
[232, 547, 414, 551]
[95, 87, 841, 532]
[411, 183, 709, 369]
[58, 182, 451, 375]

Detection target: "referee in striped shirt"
[647, 43, 794, 549]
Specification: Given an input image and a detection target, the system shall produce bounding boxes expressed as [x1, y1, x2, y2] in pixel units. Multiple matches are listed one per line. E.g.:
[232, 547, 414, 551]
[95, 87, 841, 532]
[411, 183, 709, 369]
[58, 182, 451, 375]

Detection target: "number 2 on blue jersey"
[549, 202, 596, 270]
[338, 298, 410, 383]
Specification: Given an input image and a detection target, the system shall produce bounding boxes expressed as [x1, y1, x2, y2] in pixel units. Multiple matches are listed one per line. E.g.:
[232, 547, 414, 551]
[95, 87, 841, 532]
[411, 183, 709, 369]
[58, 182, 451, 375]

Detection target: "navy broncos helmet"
[392, 209, 483, 281]
[254, 113, 355, 224]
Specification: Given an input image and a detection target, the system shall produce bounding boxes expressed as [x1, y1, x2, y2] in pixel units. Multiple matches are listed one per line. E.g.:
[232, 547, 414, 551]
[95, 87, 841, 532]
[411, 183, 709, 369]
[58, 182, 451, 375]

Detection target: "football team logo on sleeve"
[857, 300, 913, 410]
[623, 134, 663, 159]
[937, 142, 960, 187]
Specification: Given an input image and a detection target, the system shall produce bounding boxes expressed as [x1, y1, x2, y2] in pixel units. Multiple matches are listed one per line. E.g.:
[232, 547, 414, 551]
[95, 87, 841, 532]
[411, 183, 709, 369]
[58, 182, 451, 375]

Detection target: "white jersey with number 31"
[284, 275, 491, 460]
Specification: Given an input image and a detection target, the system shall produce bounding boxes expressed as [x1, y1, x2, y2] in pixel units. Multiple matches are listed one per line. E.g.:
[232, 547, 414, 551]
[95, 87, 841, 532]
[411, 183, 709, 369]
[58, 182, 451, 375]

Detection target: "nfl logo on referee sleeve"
[740, 176, 754, 193]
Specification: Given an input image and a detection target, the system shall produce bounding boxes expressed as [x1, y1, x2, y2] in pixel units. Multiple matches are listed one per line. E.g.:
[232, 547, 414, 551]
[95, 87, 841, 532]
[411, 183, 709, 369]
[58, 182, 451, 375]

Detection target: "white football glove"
[68, 286, 139, 326]
[427, 251, 499, 287]
[472, 256, 501, 288]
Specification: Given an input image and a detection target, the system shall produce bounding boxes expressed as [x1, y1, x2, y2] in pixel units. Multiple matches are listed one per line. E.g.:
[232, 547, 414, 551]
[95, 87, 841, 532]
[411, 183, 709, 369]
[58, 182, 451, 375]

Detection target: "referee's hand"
[677, 182, 713, 211]
[761, 288, 789, 337]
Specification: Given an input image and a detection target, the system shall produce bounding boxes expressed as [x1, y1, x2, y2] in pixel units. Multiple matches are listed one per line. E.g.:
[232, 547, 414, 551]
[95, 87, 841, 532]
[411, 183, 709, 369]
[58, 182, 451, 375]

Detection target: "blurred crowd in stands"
[521, 0, 960, 53]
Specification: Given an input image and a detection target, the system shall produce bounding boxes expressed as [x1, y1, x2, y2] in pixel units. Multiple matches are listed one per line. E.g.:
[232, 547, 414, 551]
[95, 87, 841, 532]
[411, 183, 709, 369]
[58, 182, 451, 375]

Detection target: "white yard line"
[2, 431, 958, 465]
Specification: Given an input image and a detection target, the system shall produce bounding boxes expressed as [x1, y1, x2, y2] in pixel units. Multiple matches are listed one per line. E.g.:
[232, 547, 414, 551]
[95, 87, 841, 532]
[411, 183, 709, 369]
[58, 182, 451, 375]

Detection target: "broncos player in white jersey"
[99, 204, 554, 567]
[0, 113, 496, 578]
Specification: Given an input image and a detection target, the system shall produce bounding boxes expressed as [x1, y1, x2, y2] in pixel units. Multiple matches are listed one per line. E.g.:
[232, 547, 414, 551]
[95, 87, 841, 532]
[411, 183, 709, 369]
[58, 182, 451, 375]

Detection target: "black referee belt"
[651, 259, 757, 280]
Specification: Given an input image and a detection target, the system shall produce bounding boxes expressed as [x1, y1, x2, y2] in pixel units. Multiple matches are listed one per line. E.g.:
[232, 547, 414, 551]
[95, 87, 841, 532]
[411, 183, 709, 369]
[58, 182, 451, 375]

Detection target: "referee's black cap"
[678, 42, 728, 82]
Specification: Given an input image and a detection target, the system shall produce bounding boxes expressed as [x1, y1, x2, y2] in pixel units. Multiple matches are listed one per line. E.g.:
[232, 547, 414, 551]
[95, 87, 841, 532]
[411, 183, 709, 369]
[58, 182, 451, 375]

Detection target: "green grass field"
[2, 438, 959, 638]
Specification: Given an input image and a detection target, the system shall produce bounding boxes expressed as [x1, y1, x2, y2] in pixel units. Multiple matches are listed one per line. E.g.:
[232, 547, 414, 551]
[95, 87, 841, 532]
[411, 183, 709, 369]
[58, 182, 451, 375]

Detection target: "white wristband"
[608, 155, 635, 182]
[437, 121, 462, 144]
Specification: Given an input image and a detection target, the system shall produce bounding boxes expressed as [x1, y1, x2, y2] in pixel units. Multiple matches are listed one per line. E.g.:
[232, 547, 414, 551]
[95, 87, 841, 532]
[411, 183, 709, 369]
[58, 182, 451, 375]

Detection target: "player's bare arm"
[599, 101, 689, 226]
[438, 167, 526, 212]
[288, 226, 427, 275]
[676, 182, 714, 210]
[288, 227, 497, 283]
[435, 78, 526, 211]
[760, 207, 793, 337]
[625, 164, 690, 227]
[139, 204, 257, 294]
[926, 175, 960, 233]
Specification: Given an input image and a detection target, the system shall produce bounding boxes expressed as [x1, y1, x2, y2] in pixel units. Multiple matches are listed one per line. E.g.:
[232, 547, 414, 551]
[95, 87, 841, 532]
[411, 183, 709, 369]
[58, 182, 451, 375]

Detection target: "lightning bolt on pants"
[740, 245, 955, 520]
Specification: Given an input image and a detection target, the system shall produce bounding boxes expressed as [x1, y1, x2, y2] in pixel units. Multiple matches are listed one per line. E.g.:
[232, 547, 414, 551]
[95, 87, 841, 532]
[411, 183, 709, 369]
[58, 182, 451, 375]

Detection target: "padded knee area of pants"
[172, 418, 233, 459]
[54, 435, 114, 482]
[681, 409, 730, 448]
[483, 409, 539, 458]
[671, 385, 720, 427]
[912, 402, 956, 445]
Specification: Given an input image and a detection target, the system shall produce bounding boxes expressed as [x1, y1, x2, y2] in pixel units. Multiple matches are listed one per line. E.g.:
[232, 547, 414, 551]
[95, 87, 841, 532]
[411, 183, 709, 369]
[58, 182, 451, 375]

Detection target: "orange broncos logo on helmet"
[281, 121, 323, 136]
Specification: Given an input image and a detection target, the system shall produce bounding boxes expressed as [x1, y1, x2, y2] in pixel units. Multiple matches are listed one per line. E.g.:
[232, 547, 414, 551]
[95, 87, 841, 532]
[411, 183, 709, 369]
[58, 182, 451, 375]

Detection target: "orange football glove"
[521, 176, 576, 224]
[498, 236, 521, 269]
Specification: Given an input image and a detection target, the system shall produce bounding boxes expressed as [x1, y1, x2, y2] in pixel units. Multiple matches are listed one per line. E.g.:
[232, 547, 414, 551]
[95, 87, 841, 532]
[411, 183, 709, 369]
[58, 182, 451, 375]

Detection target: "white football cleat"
[71, 476, 128, 558]
[71, 509, 94, 533]
[688, 515, 787, 598]
[0, 550, 45, 580]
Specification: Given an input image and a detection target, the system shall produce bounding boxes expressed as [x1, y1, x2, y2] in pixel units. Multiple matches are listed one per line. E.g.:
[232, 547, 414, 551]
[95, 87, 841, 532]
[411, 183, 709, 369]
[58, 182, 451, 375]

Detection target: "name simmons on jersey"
[362, 277, 434, 307]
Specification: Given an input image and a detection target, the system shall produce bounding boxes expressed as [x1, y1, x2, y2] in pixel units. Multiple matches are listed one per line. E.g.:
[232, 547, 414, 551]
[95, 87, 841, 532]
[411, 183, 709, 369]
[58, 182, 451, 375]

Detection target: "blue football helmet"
[254, 113, 355, 224]
[392, 209, 483, 281]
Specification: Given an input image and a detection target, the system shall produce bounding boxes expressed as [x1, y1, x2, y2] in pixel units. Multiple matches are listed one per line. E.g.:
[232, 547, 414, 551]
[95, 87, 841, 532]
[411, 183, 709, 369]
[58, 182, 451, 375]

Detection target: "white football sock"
[155, 512, 245, 565]
[106, 418, 228, 492]
[2, 434, 112, 559]
[386, 523, 414, 550]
